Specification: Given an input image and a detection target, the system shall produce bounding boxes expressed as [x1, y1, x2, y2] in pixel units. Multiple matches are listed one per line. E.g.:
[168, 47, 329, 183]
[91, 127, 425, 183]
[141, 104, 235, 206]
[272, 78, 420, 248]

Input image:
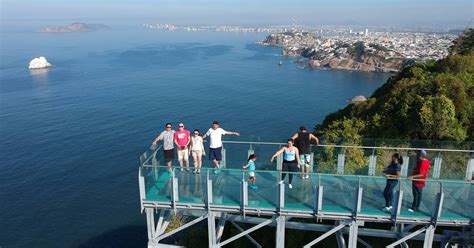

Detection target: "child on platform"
[243, 154, 258, 190]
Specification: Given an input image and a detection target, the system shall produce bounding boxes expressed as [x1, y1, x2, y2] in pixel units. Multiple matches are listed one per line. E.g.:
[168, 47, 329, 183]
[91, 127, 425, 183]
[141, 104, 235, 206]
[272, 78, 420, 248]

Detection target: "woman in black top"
[382, 153, 403, 212]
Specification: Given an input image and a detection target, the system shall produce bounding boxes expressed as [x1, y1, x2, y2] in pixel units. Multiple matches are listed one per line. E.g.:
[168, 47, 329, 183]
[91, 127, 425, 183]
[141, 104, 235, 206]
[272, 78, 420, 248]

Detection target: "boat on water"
[278, 61, 283, 66]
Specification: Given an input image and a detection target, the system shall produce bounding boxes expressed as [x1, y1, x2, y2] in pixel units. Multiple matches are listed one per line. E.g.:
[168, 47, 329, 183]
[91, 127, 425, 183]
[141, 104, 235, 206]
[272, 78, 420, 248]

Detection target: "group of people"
[152, 121, 431, 213]
[152, 121, 239, 174]
[382, 150, 431, 213]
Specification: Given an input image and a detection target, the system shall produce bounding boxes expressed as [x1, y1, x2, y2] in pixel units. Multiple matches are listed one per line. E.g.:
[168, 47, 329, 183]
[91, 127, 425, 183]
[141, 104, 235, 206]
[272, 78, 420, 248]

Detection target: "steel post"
[337, 149, 345, 175]
[276, 216, 285, 248]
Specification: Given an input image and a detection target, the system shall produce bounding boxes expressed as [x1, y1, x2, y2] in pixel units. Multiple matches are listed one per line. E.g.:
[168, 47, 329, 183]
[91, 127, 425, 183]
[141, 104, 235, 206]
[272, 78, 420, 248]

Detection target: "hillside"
[317, 29, 474, 142]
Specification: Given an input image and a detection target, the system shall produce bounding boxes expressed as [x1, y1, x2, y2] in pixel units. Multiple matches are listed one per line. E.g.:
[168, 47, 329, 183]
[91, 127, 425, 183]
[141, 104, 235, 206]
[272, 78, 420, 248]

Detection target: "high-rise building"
[365, 29, 369, 36]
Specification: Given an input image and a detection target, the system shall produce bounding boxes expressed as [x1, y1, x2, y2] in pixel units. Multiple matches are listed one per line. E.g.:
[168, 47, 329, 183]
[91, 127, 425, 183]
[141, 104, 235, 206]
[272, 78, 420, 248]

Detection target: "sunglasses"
[194, 132, 199, 135]
[166, 126, 172, 128]
[178, 126, 184, 128]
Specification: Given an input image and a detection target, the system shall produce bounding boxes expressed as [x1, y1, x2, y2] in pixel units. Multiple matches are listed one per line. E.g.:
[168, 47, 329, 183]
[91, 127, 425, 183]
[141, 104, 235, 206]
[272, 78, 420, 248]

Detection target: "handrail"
[221, 140, 474, 153]
[139, 164, 473, 184]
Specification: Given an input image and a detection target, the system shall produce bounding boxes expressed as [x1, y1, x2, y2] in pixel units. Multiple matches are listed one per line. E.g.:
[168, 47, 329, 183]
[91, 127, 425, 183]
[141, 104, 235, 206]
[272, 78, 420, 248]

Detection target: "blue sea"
[0, 29, 389, 247]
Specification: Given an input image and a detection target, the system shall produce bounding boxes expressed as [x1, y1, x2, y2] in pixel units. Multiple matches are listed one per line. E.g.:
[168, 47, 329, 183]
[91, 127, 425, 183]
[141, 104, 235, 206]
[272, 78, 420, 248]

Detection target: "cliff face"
[309, 55, 404, 73]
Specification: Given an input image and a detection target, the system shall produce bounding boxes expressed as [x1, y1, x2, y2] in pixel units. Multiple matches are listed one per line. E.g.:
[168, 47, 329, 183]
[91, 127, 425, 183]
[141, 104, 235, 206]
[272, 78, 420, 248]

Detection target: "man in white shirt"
[202, 121, 240, 171]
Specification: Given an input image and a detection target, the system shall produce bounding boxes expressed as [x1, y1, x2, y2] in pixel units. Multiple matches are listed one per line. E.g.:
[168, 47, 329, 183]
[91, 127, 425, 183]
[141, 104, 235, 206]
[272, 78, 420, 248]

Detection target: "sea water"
[0, 29, 389, 247]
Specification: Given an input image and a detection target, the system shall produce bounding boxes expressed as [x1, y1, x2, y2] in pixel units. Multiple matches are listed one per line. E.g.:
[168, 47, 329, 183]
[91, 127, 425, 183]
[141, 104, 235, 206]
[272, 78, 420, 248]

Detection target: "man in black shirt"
[292, 126, 319, 179]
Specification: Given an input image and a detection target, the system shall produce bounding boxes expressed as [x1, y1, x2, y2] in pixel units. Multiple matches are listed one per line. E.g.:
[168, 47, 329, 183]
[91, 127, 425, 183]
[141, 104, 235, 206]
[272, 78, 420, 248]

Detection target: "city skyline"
[1, 0, 473, 29]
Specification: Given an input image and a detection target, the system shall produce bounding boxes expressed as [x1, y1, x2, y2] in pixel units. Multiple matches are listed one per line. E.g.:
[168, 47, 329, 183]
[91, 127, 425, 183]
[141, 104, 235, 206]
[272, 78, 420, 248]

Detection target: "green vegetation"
[318, 29, 474, 142]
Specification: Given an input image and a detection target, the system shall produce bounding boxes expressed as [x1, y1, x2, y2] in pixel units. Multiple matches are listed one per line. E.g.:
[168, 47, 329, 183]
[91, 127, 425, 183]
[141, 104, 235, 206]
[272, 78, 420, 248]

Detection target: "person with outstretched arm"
[271, 138, 302, 189]
[202, 121, 240, 173]
[407, 150, 431, 212]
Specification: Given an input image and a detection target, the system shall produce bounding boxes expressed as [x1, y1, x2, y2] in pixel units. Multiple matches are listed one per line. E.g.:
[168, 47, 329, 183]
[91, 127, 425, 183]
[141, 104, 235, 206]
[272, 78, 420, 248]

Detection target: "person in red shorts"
[407, 150, 431, 212]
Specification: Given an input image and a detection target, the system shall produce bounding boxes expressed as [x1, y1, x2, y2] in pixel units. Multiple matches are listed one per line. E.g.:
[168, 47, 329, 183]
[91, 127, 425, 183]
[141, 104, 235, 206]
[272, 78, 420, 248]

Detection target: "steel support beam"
[275, 216, 285, 248]
[348, 221, 359, 248]
[208, 212, 217, 247]
[157, 215, 207, 241]
[336, 230, 347, 248]
[303, 221, 348, 248]
[229, 220, 262, 248]
[356, 237, 372, 248]
[216, 214, 226, 243]
[423, 225, 435, 248]
[386, 225, 429, 248]
[217, 218, 274, 247]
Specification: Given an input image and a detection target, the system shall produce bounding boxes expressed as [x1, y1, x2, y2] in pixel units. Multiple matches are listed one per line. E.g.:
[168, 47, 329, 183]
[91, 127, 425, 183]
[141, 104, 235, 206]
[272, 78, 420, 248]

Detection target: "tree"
[419, 96, 467, 141]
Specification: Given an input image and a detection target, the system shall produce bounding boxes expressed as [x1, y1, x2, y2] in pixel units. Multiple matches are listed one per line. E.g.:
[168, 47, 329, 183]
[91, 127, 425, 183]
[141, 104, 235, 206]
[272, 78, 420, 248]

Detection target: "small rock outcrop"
[347, 95, 368, 103]
[28, 57, 52, 70]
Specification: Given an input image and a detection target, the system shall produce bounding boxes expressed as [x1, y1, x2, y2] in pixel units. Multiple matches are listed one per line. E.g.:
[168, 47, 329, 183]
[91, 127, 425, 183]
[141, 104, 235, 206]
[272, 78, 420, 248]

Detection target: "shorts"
[248, 171, 255, 177]
[299, 154, 311, 167]
[177, 148, 189, 161]
[192, 150, 203, 158]
[164, 149, 174, 162]
[209, 147, 222, 161]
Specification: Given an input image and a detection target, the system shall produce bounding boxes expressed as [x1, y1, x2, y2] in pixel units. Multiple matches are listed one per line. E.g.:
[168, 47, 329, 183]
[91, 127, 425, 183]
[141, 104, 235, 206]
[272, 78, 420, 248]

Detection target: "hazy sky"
[1, 0, 473, 28]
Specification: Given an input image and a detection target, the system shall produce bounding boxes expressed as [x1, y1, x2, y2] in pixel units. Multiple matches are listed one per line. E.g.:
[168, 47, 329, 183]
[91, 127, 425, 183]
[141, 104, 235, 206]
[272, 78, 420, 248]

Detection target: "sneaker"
[197, 169, 201, 174]
[213, 169, 220, 174]
[180, 168, 184, 172]
[279, 180, 284, 184]
[306, 175, 310, 179]
[382, 207, 392, 212]
[288, 184, 293, 189]
[250, 185, 258, 190]
[186, 168, 190, 172]
[408, 208, 415, 213]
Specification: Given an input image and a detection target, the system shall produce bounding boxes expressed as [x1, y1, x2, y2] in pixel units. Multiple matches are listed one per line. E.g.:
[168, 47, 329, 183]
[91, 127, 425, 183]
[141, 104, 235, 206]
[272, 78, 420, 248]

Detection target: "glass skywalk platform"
[139, 139, 474, 247]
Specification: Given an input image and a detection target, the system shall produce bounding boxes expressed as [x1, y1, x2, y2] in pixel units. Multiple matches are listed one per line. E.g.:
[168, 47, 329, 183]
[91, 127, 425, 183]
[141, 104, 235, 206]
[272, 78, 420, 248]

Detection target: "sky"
[1, 0, 473, 28]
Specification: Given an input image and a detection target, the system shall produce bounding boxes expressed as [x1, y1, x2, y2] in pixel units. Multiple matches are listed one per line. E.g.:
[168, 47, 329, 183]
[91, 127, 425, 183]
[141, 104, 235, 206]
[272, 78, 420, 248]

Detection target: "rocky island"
[28, 57, 52, 70]
[38, 22, 110, 33]
[259, 30, 455, 72]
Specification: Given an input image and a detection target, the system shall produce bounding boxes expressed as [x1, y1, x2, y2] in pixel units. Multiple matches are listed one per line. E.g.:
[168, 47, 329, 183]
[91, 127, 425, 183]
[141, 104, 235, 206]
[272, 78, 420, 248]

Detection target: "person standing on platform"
[382, 153, 402, 212]
[243, 154, 258, 190]
[271, 138, 302, 189]
[152, 123, 175, 172]
[408, 150, 431, 212]
[174, 122, 191, 172]
[202, 121, 240, 173]
[190, 129, 205, 174]
[292, 126, 319, 179]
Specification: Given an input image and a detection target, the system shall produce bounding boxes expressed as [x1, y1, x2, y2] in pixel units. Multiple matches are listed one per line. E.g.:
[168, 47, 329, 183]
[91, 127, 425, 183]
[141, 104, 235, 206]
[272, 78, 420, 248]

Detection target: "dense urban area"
[144, 24, 458, 72]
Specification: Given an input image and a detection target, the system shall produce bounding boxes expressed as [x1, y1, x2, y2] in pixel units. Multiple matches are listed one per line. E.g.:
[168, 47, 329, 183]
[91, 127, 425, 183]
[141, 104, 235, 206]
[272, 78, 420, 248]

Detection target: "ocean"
[0, 29, 389, 247]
